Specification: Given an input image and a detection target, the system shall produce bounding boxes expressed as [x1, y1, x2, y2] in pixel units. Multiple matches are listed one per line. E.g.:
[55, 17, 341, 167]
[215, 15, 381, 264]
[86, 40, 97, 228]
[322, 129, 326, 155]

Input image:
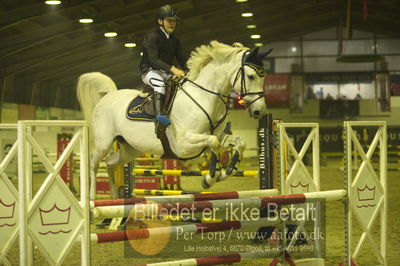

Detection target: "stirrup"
[156, 114, 170, 126]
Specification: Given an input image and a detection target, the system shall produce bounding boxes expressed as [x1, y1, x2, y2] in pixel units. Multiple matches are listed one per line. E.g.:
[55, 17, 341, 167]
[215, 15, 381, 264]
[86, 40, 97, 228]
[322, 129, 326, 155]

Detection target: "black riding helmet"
[156, 5, 179, 22]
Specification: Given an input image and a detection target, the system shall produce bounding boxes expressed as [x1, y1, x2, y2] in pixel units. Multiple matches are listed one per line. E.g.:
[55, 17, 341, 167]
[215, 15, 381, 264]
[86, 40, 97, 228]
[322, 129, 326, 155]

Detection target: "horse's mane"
[187, 41, 248, 80]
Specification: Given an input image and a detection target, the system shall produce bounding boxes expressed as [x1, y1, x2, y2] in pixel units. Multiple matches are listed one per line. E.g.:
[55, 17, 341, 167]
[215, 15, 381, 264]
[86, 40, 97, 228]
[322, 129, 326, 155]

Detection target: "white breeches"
[142, 70, 172, 94]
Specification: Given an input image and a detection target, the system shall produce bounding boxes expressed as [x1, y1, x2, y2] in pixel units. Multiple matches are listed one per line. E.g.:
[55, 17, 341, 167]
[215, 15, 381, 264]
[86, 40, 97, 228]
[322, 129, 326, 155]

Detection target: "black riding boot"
[153, 92, 170, 138]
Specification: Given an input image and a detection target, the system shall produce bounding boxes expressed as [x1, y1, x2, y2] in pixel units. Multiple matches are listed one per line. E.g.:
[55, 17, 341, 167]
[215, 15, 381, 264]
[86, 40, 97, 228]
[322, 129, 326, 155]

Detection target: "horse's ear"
[248, 47, 260, 57]
[245, 47, 272, 67]
[232, 42, 244, 48]
[259, 48, 273, 59]
[245, 47, 260, 63]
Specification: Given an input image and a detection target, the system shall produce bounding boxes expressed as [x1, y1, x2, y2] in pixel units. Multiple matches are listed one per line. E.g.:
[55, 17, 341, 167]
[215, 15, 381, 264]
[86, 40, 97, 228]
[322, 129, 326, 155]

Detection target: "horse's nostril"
[253, 110, 260, 117]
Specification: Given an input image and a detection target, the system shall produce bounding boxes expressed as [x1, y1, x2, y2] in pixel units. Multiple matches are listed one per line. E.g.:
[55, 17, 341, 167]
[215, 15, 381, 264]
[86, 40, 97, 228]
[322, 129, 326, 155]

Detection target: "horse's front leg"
[174, 132, 222, 188]
[177, 132, 221, 157]
[201, 151, 222, 189]
[220, 134, 246, 175]
[202, 134, 247, 188]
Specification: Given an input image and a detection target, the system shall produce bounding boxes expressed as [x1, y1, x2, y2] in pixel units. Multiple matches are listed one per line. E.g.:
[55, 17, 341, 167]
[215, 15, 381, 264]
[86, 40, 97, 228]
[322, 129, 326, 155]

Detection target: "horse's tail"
[76, 72, 117, 130]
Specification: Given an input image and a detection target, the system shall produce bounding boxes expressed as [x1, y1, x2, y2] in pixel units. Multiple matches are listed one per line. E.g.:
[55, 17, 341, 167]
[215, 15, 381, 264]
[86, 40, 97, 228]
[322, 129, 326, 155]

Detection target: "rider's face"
[159, 17, 177, 34]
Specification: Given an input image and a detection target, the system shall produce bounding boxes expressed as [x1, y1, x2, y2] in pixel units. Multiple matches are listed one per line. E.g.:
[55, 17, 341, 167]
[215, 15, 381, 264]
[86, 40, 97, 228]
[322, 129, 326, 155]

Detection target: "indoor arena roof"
[1, 0, 399, 109]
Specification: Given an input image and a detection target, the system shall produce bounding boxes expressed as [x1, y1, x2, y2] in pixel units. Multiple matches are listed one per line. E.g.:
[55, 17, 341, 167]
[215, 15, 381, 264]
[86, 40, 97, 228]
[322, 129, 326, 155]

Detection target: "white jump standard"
[0, 124, 18, 266]
[17, 121, 90, 266]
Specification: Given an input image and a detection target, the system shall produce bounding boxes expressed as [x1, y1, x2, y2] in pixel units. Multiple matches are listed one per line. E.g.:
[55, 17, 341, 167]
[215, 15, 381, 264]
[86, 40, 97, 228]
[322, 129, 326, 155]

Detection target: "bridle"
[178, 50, 266, 134]
[231, 50, 266, 108]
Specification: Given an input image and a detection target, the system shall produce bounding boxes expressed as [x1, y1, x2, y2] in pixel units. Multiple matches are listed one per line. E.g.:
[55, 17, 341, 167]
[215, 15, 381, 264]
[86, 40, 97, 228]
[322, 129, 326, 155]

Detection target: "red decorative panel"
[264, 74, 290, 106]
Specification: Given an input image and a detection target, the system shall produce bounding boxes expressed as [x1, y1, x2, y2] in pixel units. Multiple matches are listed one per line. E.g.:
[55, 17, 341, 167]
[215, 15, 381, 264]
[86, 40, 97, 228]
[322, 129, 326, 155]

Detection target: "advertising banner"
[264, 74, 289, 107]
[18, 104, 35, 120]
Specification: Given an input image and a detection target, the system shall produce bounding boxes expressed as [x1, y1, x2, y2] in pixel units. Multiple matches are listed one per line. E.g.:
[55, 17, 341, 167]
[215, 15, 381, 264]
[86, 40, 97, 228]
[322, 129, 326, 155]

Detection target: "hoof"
[226, 167, 233, 175]
[216, 169, 227, 182]
[201, 177, 212, 189]
[201, 173, 214, 189]
[226, 167, 238, 176]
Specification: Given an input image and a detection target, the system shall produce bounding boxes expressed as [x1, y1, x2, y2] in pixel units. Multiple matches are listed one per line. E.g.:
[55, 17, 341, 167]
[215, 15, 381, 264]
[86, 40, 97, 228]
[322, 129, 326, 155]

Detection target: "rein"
[177, 50, 266, 135]
[180, 78, 229, 134]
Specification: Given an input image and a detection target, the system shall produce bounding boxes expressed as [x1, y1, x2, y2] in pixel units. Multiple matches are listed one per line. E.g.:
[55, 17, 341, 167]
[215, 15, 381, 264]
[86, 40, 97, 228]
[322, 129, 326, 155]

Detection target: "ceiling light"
[236, 0, 248, 2]
[124, 43, 137, 48]
[246, 24, 256, 29]
[104, 32, 117, 38]
[79, 18, 93, 24]
[250, 34, 261, 39]
[291, 46, 297, 52]
[140, 52, 143, 56]
[241, 13, 253, 17]
[255, 43, 263, 47]
[45, 1, 61, 5]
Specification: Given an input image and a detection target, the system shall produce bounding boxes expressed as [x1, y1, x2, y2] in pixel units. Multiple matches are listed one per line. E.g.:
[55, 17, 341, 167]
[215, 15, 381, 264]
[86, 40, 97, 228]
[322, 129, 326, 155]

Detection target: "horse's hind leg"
[90, 143, 112, 200]
[90, 125, 116, 200]
[105, 141, 140, 198]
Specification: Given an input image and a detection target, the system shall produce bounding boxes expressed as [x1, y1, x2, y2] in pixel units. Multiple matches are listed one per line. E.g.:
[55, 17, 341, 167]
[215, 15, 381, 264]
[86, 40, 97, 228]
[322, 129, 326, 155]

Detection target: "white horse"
[76, 41, 271, 199]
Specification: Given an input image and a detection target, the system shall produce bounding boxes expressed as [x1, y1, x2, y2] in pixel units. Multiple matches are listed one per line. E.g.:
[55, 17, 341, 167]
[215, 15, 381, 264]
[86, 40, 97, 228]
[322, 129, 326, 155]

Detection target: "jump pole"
[91, 189, 279, 208]
[93, 190, 347, 219]
[133, 169, 258, 177]
[133, 189, 209, 196]
[135, 157, 161, 162]
[137, 251, 281, 266]
[86, 218, 279, 244]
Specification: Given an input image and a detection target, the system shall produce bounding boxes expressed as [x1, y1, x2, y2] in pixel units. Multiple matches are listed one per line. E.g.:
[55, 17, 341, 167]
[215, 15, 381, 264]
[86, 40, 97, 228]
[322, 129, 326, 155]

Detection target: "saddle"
[126, 76, 181, 121]
[125, 76, 182, 159]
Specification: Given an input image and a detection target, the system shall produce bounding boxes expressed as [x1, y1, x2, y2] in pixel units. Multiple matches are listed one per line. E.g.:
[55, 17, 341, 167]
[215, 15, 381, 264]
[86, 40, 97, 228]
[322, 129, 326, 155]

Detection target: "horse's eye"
[248, 75, 255, 80]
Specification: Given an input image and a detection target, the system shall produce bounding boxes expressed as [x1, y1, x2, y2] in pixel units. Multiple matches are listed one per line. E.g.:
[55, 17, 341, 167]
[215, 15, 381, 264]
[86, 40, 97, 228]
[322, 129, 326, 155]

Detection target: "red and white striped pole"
[93, 189, 346, 219]
[91, 189, 279, 208]
[137, 250, 281, 266]
[88, 218, 279, 244]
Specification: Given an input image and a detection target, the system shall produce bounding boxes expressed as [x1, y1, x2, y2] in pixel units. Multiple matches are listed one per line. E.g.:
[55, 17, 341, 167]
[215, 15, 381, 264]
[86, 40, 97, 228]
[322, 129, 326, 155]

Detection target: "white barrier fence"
[0, 124, 18, 266]
[277, 122, 322, 263]
[17, 121, 90, 265]
[345, 121, 387, 266]
[278, 122, 320, 194]
[0, 120, 388, 266]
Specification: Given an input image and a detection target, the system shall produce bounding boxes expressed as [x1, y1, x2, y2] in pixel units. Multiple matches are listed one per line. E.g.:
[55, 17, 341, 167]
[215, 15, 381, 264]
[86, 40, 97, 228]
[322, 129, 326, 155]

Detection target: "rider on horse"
[140, 5, 188, 135]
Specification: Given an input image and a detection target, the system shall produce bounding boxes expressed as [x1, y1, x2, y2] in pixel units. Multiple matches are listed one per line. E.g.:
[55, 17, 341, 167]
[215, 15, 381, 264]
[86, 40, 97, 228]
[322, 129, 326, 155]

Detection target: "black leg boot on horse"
[201, 152, 228, 189]
[202, 152, 218, 189]
[153, 91, 170, 138]
[226, 151, 240, 176]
